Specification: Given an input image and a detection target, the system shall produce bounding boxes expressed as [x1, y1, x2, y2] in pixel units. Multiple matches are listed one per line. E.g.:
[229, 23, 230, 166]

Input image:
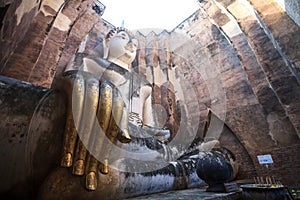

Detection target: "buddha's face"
[106, 30, 138, 68]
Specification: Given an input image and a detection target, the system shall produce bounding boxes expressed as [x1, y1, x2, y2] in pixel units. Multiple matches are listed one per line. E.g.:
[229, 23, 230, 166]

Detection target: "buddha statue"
[60, 27, 154, 191]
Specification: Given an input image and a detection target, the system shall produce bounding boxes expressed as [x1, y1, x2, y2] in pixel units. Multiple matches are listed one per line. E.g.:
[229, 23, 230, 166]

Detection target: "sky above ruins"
[100, 0, 199, 33]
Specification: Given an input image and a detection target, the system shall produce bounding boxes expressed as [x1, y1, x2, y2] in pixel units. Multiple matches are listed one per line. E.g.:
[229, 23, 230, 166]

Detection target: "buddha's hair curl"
[105, 27, 135, 41]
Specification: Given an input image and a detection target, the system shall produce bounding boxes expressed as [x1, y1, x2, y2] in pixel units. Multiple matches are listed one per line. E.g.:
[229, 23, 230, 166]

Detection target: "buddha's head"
[103, 27, 138, 70]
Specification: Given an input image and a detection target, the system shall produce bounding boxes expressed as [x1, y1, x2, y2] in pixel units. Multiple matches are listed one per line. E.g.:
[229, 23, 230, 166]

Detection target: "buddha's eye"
[132, 39, 138, 48]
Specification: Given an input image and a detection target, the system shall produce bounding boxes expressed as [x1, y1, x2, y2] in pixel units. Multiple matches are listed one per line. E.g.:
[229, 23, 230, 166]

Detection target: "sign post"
[257, 154, 274, 186]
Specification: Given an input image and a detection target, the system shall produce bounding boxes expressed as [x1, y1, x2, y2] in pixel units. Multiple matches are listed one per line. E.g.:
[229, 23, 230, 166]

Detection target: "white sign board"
[257, 154, 274, 164]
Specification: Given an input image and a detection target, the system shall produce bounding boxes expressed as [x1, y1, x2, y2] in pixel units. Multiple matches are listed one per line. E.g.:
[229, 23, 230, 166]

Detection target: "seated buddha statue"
[60, 27, 154, 191]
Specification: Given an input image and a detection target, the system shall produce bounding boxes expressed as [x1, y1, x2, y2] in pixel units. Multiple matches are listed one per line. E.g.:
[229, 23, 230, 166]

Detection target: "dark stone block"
[0, 75, 66, 199]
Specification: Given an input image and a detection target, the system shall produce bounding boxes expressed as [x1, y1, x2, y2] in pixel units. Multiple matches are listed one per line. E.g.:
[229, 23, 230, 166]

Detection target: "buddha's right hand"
[60, 71, 131, 191]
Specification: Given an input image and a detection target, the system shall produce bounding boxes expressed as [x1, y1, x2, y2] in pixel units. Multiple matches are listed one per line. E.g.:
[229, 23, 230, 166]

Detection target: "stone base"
[125, 188, 242, 200]
[241, 184, 293, 200]
[206, 183, 226, 192]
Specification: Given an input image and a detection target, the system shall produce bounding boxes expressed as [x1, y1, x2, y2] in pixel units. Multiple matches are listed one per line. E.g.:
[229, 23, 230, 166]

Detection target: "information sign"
[257, 154, 273, 164]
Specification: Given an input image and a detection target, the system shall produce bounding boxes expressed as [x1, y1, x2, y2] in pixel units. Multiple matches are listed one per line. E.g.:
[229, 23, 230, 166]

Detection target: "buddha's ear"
[103, 38, 109, 59]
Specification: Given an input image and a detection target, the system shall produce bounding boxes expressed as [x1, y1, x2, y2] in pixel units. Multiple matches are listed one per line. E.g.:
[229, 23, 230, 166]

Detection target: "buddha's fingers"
[72, 140, 87, 175]
[99, 88, 124, 174]
[118, 109, 131, 143]
[73, 77, 99, 175]
[91, 81, 113, 157]
[86, 81, 113, 190]
[61, 73, 85, 167]
[85, 154, 99, 191]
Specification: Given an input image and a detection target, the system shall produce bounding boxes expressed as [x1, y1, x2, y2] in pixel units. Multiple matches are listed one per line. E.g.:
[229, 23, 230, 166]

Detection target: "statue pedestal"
[240, 184, 292, 200]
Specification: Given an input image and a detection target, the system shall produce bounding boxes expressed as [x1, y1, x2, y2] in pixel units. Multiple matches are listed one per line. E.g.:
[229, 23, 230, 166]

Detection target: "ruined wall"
[0, 0, 110, 87]
[0, 0, 299, 188]
[174, 0, 300, 188]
